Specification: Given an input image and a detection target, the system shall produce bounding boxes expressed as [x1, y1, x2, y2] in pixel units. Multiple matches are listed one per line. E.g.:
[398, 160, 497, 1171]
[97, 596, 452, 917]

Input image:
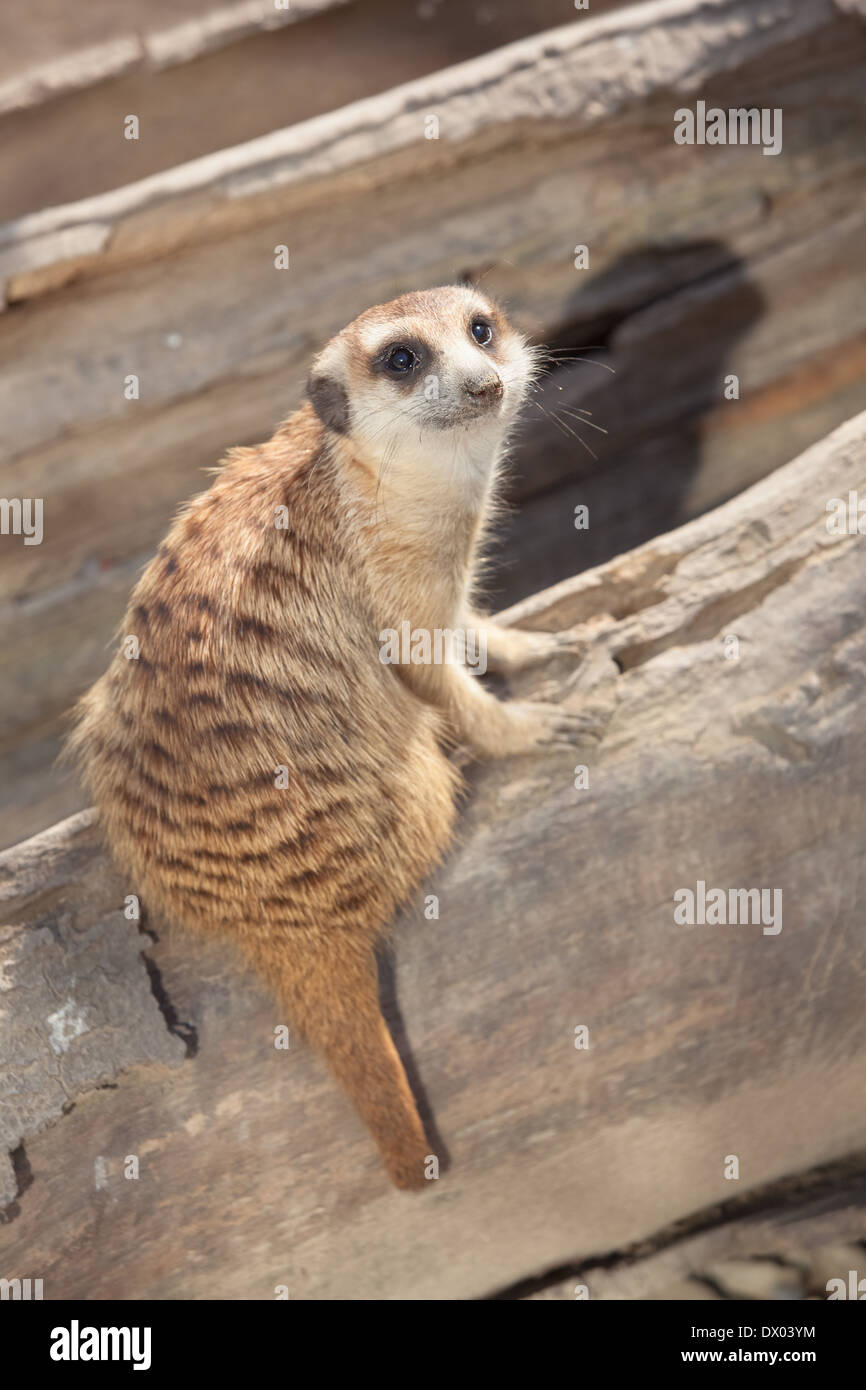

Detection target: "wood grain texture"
[0, 0, 585, 220]
[0, 0, 848, 301]
[1, 411, 864, 1297]
[0, 0, 350, 117]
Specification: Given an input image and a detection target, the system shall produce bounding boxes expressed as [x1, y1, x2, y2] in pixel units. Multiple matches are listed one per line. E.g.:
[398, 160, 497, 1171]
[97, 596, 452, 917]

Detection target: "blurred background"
[0, 0, 864, 852]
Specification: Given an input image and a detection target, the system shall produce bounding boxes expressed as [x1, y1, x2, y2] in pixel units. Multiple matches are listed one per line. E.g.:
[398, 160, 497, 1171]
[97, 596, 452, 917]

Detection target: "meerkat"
[67, 285, 586, 1190]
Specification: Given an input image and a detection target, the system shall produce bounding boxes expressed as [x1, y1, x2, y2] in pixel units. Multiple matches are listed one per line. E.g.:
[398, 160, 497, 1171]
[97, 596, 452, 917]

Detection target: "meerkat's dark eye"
[385, 345, 417, 374]
[471, 318, 493, 347]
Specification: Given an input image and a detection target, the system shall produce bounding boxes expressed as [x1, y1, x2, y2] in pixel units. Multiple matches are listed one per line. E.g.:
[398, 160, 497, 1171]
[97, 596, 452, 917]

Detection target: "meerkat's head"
[307, 285, 537, 484]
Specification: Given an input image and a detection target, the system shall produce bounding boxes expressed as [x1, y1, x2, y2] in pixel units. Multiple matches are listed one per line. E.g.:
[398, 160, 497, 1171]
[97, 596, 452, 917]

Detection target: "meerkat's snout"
[463, 370, 504, 408]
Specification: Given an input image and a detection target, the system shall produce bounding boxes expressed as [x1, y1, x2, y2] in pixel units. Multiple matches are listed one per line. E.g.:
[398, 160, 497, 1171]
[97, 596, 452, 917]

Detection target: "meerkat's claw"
[524, 702, 592, 746]
[528, 678, 569, 704]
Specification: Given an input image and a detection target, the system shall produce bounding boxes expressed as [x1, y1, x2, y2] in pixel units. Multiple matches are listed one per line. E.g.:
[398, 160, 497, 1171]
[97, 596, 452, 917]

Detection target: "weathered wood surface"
[0, 0, 579, 220]
[0, 0, 350, 118]
[1, 0, 855, 301]
[2, 0, 865, 848]
[527, 1177, 866, 1298]
[1, 411, 864, 1299]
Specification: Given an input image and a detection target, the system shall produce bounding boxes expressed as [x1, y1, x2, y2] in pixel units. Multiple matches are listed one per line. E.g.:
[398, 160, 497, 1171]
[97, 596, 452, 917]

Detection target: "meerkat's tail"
[251, 933, 431, 1191]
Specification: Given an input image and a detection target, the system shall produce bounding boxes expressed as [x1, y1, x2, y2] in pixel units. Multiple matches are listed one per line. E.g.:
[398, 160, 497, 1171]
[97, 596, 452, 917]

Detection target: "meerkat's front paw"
[488, 626, 585, 676]
[468, 699, 592, 757]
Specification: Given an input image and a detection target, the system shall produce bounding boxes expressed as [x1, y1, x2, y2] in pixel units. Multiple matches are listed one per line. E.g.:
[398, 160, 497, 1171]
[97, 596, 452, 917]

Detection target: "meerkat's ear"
[307, 371, 350, 436]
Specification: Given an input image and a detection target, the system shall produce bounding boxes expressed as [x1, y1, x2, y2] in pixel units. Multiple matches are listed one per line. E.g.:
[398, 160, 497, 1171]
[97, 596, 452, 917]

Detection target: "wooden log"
[1, 411, 864, 1298]
[0, 0, 579, 221]
[526, 1173, 866, 1298]
[0, 0, 351, 118]
[0, 0, 852, 305]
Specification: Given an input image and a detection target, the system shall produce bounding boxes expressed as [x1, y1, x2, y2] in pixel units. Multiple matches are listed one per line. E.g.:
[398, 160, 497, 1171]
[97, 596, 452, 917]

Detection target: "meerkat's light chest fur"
[68, 285, 585, 1188]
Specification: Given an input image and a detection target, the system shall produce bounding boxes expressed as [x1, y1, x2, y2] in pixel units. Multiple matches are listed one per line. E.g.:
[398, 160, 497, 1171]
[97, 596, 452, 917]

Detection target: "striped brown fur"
[68, 287, 587, 1189]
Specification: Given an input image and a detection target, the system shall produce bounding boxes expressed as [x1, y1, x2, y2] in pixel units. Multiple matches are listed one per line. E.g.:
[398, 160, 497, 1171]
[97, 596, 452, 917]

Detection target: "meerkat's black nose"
[464, 374, 504, 404]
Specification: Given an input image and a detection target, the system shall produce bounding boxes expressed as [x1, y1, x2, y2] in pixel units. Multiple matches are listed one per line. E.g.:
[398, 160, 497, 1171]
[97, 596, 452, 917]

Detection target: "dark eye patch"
[371, 335, 428, 383]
